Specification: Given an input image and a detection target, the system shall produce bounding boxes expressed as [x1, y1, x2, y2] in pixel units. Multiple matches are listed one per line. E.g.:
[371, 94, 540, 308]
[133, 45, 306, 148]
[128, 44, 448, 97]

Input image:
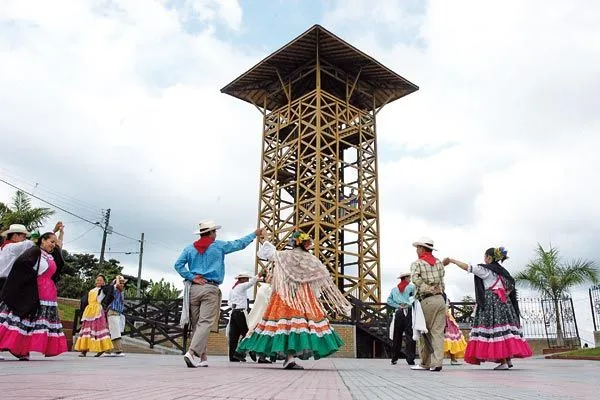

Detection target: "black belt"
[419, 293, 441, 301]
[231, 308, 246, 313]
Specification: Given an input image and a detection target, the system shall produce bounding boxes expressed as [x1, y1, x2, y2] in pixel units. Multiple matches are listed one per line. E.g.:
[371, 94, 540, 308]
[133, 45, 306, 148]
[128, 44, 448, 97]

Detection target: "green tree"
[56, 252, 124, 298]
[123, 276, 151, 298]
[0, 190, 54, 231]
[460, 295, 475, 318]
[144, 278, 182, 299]
[515, 244, 599, 346]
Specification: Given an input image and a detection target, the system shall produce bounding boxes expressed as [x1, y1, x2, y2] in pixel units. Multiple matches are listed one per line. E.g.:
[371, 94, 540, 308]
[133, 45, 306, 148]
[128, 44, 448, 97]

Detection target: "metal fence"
[451, 297, 580, 349]
[590, 285, 600, 331]
[518, 297, 579, 348]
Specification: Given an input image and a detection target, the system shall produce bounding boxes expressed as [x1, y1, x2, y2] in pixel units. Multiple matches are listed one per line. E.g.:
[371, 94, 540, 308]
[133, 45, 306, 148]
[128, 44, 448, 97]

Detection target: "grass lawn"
[58, 302, 77, 322]
[560, 347, 600, 357]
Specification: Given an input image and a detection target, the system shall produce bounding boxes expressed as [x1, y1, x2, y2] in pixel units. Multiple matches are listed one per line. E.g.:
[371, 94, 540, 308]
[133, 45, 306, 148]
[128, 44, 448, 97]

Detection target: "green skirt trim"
[236, 330, 344, 360]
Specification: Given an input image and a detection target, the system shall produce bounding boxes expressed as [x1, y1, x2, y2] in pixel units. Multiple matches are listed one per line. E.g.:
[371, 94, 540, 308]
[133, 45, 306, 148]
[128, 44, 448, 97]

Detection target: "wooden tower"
[221, 25, 418, 303]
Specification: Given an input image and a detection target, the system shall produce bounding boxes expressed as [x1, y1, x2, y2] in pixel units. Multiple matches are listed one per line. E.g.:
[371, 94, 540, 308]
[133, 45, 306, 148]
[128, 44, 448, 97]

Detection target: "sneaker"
[494, 363, 509, 370]
[184, 351, 201, 368]
[0, 355, 4, 361]
[114, 353, 125, 357]
[430, 366, 442, 372]
[199, 360, 208, 367]
[410, 365, 429, 370]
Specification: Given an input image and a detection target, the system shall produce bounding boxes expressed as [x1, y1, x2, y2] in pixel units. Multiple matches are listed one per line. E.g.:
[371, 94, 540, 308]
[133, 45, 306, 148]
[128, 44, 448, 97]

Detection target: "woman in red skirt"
[444, 247, 532, 370]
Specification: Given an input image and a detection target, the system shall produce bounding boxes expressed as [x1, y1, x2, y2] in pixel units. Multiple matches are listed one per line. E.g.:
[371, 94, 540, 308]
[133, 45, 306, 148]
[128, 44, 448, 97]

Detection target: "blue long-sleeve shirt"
[386, 283, 416, 309]
[174, 232, 256, 284]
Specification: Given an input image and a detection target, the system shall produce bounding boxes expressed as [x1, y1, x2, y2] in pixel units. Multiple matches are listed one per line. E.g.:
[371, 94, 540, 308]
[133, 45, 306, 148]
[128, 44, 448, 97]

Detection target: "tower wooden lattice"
[222, 25, 418, 303]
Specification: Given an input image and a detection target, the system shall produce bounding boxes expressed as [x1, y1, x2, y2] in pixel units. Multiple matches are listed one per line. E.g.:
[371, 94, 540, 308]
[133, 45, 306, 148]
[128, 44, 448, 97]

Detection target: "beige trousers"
[188, 284, 221, 356]
[419, 295, 447, 368]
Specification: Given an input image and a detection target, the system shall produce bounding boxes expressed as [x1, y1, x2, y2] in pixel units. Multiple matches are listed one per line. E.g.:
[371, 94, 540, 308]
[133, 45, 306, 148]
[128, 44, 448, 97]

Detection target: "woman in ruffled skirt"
[0, 231, 67, 360]
[444, 247, 532, 370]
[443, 298, 467, 365]
[237, 230, 351, 369]
[74, 274, 114, 357]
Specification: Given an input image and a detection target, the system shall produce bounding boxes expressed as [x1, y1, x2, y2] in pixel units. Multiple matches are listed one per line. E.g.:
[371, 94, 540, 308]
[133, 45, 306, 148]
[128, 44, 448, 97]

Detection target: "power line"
[0, 177, 102, 226]
[0, 167, 103, 217]
[0, 178, 140, 244]
[144, 237, 180, 252]
[65, 225, 100, 244]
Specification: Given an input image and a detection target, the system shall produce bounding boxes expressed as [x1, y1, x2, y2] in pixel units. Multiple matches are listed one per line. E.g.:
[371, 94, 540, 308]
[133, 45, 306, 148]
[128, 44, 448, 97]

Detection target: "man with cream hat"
[106, 275, 128, 357]
[409, 236, 447, 372]
[174, 220, 263, 368]
[387, 270, 416, 366]
[227, 271, 260, 362]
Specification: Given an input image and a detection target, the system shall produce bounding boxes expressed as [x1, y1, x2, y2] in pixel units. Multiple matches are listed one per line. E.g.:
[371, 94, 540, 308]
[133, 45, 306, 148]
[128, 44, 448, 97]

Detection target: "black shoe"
[430, 366, 442, 372]
[258, 358, 272, 364]
[407, 361, 415, 366]
[229, 357, 241, 362]
[391, 359, 397, 365]
[249, 352, 257, 362]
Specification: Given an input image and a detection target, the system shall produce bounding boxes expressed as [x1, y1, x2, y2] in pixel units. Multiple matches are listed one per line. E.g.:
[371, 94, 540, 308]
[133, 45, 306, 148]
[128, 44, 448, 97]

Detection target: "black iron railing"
[71, 294, 581, 355]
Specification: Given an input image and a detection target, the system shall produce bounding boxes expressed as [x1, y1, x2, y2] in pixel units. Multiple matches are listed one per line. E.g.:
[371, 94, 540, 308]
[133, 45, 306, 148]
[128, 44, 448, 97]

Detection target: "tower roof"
[221, 25, 418, 111]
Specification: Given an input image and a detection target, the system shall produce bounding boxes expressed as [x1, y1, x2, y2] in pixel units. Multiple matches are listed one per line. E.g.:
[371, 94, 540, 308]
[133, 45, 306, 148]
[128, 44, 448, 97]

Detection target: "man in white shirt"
[0, 224, 35, 293]
[227, 272, 259, 362]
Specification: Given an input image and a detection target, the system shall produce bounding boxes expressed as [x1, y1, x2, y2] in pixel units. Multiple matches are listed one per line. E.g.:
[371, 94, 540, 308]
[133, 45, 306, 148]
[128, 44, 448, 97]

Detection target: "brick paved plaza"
[1, 353, 599, 399]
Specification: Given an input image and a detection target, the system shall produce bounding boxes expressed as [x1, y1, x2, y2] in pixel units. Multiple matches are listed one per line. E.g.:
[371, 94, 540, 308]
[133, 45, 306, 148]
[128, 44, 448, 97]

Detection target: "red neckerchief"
[232, 279, 248, 289]
[0, 239, 17, 250]
[193, 237, 215, 254]
[398, 279, 409, 293]
[419, 252, 436, 266]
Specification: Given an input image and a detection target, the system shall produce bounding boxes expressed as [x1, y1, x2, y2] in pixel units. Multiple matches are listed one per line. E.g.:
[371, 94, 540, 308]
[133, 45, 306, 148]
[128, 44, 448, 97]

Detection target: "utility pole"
[136, 232, 144, 297]
[99, 208, 111, 265]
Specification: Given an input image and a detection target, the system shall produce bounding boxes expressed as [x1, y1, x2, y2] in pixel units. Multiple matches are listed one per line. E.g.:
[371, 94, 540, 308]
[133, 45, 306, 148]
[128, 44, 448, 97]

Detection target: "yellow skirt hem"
[74, 337, 114, 353]
[444, 338, 467, 358]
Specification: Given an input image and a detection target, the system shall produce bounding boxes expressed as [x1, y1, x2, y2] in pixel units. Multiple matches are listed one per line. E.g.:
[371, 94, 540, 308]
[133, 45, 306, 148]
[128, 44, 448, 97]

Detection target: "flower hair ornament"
[290, 230, 312, 246]
[493, 246, 508, 262]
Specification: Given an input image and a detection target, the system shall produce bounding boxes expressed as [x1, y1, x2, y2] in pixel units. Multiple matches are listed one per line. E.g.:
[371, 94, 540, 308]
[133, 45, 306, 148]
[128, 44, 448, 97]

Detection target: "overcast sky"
[1, 0, 598, 344]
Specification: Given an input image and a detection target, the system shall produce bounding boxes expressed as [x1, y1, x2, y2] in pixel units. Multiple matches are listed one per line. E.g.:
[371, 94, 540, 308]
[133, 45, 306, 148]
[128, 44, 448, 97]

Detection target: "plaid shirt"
[410, 258, 445, 299]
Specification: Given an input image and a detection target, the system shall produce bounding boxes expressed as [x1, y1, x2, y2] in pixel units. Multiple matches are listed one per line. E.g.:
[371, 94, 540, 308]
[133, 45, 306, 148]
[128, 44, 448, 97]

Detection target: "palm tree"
[0, 190, 54, 231]
[515, 244, 599, 346]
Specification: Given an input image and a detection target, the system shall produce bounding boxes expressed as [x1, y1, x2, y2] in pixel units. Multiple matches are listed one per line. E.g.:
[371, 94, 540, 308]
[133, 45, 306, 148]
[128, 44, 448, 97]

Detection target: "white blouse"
[37, 251, 54, 276]
[257, 241, 277, 261]
[467, 264, 504, 290]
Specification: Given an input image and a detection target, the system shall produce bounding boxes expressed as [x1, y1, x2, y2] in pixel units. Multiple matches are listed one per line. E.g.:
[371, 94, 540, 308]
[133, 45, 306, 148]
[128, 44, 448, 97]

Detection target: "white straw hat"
[412, 236, 436, 251]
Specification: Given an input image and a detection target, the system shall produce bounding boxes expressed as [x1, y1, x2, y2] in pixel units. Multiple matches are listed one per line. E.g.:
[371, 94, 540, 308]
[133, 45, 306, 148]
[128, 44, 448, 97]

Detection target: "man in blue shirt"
[175, 220, 262, 368]
[387, 271, 416, 366]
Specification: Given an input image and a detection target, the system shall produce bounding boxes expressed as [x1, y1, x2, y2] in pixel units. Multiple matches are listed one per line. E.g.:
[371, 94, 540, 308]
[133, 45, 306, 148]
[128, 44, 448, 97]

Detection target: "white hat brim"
[193, 225, 222, 235]
[397, 272, 411, 279]
[1, 229, 31, 237]
[412, 241, 436, 251]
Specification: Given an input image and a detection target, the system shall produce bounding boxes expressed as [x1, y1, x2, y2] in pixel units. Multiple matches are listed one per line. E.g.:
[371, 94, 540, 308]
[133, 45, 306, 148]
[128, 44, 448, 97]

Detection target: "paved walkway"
[1, 353, 599, 399]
